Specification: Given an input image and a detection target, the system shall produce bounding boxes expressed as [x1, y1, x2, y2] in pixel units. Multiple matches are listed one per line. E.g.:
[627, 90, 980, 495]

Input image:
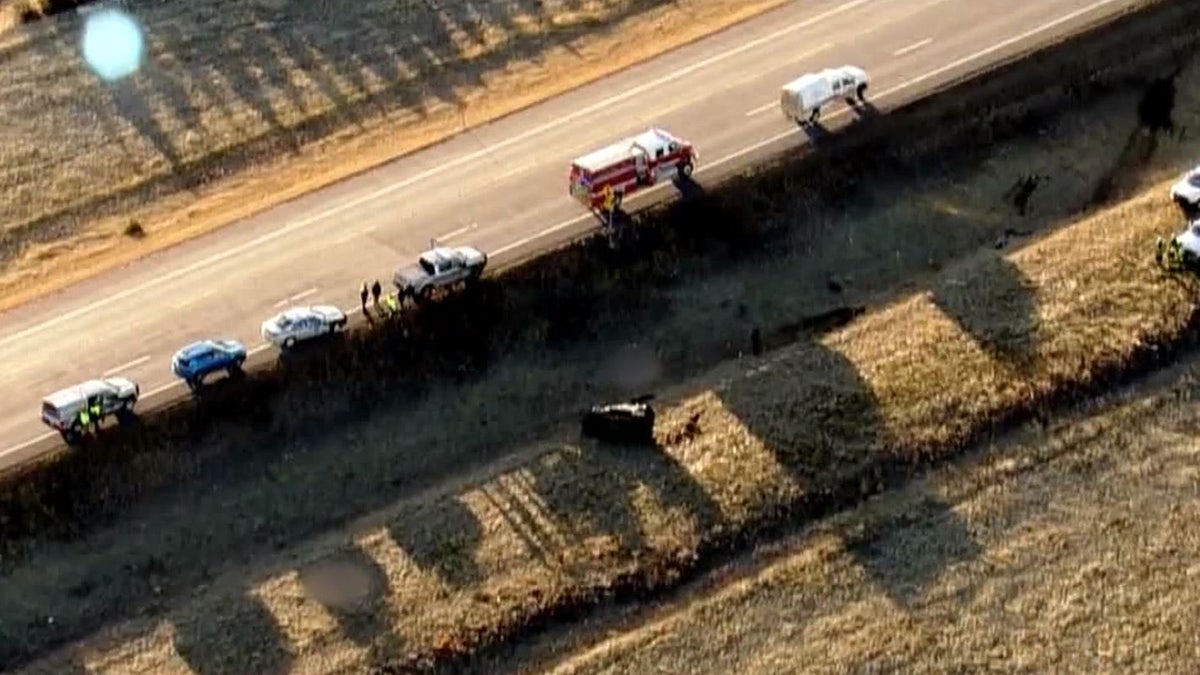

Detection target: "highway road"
[0, 0, 1145, 468]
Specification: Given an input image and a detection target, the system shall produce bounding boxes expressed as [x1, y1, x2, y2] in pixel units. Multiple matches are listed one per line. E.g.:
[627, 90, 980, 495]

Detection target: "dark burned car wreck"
[580, 394, 656, 445]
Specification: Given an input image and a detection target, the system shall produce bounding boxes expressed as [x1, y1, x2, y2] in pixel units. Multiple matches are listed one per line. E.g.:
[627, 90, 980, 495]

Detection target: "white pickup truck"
[393, 245, 488, 301]
[780, 65, 870, 124]
[41, 377, 140, 442]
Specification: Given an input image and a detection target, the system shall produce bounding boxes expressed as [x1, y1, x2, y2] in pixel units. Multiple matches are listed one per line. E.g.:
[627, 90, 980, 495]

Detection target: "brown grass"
[13, 157, 1200, 674]
[528, 352, 1200, 675]
[5, 4, 1200, 671]
[0, 0, 788, 313]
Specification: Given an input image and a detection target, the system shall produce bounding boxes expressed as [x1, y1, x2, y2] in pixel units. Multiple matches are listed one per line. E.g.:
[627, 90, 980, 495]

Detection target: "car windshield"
[1191, 224, 1200, 237]
[1189, 173, 1200, 188]
[419, 258, 435, 275]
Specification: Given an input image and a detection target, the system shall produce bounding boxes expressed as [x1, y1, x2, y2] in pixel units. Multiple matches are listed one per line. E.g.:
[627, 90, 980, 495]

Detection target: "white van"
[780, 65, 870, 124]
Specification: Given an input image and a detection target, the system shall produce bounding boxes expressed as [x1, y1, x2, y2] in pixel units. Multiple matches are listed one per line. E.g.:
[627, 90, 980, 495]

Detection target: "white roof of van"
[782, 66, 863, 93]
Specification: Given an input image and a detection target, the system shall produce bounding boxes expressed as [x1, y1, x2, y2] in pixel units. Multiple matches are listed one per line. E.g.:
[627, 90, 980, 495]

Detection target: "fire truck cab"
[568, 127, 697, 211]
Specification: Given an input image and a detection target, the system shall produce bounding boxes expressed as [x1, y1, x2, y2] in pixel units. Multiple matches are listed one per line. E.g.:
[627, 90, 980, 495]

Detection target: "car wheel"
[678, 161, 694, 179]
[283, 337, 296, 349]
[857, 83, 868, 102]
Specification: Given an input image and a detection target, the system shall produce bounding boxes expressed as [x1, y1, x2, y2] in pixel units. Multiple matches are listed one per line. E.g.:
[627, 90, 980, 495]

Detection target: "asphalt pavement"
[0, 0, 1145, 468]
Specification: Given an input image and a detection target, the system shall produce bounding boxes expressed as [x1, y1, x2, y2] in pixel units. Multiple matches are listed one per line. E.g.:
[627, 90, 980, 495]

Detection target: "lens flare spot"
[80, 8, 146, 82]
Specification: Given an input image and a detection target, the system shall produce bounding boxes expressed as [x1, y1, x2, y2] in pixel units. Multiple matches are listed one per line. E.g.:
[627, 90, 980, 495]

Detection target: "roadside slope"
[527, 351, 1200, 674]
[13, 168, 1200, 675]
[0, 0, 787, 312]
[5, 3, 1200, 671]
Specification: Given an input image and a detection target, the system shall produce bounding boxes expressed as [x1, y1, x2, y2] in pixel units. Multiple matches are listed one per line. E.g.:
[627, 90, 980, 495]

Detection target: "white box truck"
[780, 65, 870, 124]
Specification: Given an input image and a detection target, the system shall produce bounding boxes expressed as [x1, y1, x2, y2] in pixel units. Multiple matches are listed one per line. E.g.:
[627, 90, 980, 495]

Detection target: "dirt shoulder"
[522, 351, 1200, 675]
[0, 0, 786, 313]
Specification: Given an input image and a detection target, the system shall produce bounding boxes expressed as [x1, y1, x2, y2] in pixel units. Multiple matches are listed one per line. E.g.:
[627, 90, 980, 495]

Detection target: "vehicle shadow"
[171, 588, 293, 675]
[797, 119, 831, 144]
[849, 98, 882, 122]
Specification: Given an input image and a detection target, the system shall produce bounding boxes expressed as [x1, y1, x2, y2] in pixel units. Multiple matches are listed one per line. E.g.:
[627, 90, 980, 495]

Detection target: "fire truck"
[568, 127, 698, 212]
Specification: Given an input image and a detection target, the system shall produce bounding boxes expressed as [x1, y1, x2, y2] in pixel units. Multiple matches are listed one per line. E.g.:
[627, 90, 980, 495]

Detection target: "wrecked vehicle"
[581, 394, 656, 444]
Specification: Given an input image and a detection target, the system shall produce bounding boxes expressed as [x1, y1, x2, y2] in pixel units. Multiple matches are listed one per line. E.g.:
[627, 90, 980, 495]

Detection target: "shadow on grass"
[715, 333, 983, 609]
[518, 440, 721, 567]
[715, 334, 879, 489]
[844, 490, 981, 609]
[172, 589, 293, 675]
[928, 251, 1042, 367]
[389, 494, 485, 589]
[298, 543, 405, 661]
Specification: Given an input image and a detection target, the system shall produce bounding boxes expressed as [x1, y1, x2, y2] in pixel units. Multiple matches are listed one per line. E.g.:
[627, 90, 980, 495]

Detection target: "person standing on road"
[360, 281, 369, 314]
[371, 280, 382, 307]
[77, 408, 91, 435]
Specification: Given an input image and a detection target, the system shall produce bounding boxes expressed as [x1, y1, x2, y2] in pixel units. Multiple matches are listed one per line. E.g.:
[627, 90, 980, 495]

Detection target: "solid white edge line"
[0, 0, 1126, 460]
[0, 0, 876, 350]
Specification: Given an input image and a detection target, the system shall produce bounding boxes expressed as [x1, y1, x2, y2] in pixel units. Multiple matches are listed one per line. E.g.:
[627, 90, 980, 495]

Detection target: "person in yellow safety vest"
[77, 407, 91, 433]
[384, 293, 399, 317]
[89, 401, 102, 431]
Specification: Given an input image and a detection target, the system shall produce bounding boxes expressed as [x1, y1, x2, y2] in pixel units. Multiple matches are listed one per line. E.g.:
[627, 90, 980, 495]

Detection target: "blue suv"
[171, 339, 248, 391]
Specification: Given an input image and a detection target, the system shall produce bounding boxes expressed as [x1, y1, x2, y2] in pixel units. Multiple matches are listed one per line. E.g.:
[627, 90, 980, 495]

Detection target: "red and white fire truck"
[568, 127, 698, 211]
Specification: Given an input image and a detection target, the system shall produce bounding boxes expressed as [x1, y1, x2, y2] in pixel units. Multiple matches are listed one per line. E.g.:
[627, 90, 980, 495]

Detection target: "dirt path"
[0, 0, 787, 313]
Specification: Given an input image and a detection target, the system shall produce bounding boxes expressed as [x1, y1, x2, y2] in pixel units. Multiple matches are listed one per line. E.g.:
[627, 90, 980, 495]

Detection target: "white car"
[1170, 164, 1200, 211]
[260, 305, 348, 348]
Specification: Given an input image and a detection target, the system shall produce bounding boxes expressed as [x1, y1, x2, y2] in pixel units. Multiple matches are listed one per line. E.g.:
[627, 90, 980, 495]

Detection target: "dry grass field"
[519, 353, 1200, 675]
[10, 61, 1200, 673]
[0, 0, 786, 312]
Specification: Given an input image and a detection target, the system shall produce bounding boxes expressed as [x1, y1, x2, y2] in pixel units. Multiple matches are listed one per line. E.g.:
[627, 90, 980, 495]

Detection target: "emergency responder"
[360, 281, 369, 313]
[383, 292, 399, 317]
[371, 280, 382, 307]
[88, 397, 102, 432]
[77, 407, 91, 435]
